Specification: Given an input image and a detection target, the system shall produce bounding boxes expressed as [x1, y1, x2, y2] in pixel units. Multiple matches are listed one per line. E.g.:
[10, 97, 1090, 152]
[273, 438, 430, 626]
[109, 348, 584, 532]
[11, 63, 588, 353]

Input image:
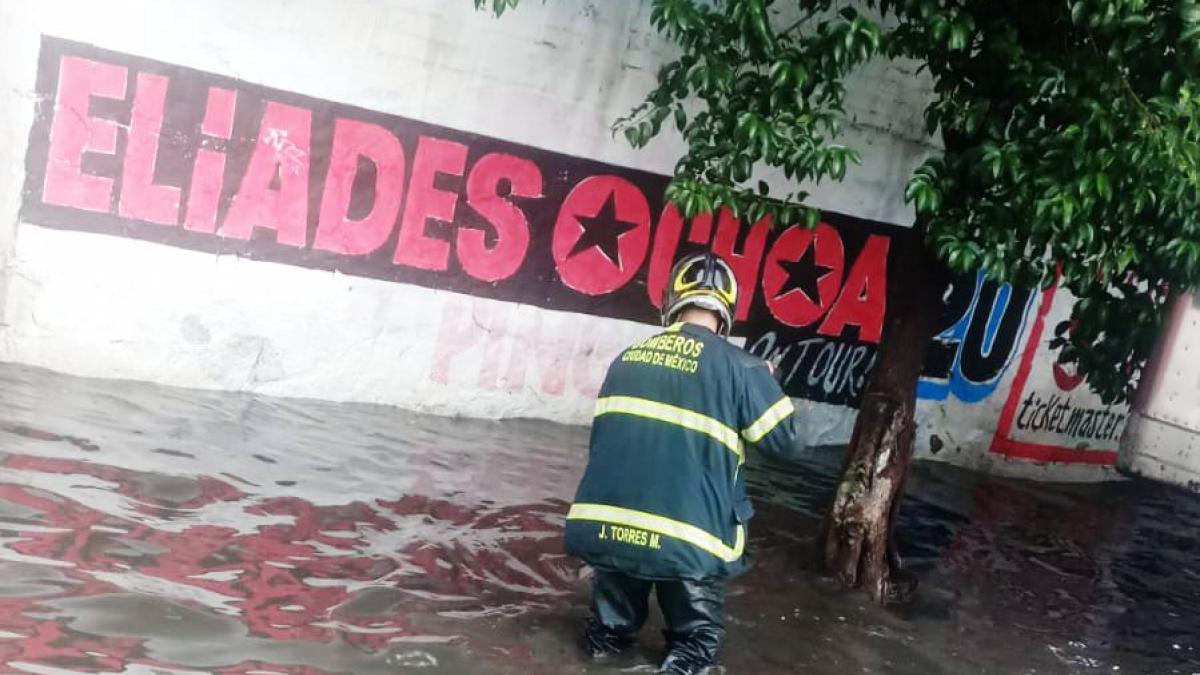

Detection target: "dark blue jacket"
[564, 322, 803, 580]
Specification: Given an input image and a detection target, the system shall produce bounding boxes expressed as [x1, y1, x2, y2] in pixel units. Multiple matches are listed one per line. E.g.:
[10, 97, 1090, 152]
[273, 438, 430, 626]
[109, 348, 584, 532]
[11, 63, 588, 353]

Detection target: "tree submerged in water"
[479, 0, 1200, 604]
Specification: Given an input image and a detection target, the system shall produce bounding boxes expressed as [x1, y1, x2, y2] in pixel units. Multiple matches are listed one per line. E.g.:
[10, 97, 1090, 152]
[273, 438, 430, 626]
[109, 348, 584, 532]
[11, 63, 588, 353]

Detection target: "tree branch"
[781, 6, 820, 35]
[1083, 24, 1159, 127]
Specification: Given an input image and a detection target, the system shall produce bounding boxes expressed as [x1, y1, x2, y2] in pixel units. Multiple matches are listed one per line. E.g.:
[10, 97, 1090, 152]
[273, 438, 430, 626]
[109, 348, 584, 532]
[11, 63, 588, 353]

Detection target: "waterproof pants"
[585, 569, 726, 671]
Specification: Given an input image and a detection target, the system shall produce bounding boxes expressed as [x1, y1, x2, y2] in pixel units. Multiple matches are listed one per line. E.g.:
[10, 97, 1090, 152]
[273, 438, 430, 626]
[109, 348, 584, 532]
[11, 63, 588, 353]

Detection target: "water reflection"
[0, 364, 1195, 674]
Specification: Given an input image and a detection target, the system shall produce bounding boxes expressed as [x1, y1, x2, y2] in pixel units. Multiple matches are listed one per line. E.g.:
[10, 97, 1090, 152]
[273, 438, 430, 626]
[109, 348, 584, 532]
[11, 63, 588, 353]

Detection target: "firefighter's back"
[565, 320, 784, 580]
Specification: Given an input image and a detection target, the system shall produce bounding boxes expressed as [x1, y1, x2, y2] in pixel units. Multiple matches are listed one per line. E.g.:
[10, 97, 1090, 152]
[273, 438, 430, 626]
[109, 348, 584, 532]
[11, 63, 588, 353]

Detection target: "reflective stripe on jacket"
[564, 322, 803, 580]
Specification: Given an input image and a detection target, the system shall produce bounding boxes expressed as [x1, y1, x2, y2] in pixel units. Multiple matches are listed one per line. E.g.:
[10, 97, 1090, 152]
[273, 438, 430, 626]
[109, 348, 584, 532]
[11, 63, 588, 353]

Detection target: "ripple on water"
[0, 363, 1195, 674]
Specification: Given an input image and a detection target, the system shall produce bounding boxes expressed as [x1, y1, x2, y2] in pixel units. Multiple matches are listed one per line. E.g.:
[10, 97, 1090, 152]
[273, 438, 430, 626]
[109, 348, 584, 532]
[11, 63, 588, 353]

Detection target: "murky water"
[0, 364, 1195, 674]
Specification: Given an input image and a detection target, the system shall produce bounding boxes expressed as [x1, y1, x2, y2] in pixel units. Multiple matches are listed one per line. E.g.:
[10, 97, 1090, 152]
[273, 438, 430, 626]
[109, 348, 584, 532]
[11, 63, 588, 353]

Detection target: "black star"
[568, 192, 639, 266]
[774, 242, 834, 306]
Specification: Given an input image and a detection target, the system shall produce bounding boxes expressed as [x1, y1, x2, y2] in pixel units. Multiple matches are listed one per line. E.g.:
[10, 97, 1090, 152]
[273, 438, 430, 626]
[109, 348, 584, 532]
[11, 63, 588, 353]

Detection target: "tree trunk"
[821, 231, 947, 605]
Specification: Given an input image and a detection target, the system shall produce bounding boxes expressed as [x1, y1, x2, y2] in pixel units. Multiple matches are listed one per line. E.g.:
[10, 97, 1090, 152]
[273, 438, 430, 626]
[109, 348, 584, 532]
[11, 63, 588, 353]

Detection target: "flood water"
[0, 363, 1196, 675]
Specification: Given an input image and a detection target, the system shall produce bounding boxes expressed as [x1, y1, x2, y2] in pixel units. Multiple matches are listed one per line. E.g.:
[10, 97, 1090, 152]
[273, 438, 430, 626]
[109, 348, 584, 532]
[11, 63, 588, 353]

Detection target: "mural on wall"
[428, 297, 625, 401]
[21, 36, 896, 407]
[918, 272, 1037, 404]
[745, 268, 1038, 407]
[989, 284, 1126, 465]
[19, 37, 1123, 464]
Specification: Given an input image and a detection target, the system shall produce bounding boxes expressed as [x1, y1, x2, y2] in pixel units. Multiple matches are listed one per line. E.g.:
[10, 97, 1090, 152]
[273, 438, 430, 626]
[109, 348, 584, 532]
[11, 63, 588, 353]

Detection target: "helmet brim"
[664, 293, 734, 336]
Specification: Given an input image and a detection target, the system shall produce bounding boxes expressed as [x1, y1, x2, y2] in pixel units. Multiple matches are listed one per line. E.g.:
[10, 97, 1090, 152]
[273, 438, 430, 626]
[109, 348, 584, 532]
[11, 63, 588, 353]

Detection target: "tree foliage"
[622, 0, 883, 230]
[479, 0, 1200, 405]
[900, 0, 1200, 403]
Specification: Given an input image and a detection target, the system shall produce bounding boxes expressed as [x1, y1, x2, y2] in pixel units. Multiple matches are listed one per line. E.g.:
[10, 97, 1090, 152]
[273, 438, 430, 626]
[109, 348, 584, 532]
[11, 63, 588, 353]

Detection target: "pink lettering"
[314, 118, 406, 256]
[459, 152, 541, 282]
[429, 299, 484, 385]
[118, 72, 180, 225]
[712, 208, 771, 321]
[220, 101, 312, 247]
[185, 87, 237, 233]
[394, 135, 467, 271]
[42, 56, 127, 212]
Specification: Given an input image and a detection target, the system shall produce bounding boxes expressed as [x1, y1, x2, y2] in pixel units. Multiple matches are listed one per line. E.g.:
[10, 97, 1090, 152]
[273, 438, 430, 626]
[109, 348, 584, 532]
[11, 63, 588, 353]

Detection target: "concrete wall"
[1121, 295, 1200, 490]
[0, 0, 1127, 481]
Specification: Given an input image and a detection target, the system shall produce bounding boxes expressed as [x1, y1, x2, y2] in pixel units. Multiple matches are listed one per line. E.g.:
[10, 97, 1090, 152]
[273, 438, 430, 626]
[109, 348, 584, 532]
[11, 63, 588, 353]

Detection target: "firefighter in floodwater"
[564, 251, 805, 675]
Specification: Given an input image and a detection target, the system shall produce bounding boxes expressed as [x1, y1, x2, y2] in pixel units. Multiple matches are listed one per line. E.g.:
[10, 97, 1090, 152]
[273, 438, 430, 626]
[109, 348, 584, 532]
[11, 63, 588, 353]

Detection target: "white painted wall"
[0, 0, 1126, 481]
[1121, 295, 1200, 490]
[914, 285, 1124, 482]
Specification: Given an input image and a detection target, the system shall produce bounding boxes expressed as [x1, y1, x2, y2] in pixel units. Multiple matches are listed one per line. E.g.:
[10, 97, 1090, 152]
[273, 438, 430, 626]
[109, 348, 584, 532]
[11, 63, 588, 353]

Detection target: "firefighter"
[564, 251, 804, 674]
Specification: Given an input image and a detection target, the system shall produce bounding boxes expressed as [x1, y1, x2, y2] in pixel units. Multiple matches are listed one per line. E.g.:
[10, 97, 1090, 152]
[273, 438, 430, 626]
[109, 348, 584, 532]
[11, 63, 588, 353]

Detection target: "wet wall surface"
[0, 363, 1195, 674]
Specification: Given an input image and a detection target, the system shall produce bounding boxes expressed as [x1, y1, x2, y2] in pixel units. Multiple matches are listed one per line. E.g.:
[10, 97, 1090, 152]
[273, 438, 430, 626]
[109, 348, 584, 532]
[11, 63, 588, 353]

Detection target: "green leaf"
[769, 60, 791, 88]
[749, 0, 775, 54]
[804, 207, 821, 229]
[1118, 245, 1138, 271]
[1096, 172, 1112, 201]
[982, 143, 1002, 178]
[1070, 1, 1086, 25]
[963, 102, 987, 135]
[623, 126, 639, 148]
[793, 62, 809, 89]
[733, 156, 752, 182]
[948, 22, 968, 50]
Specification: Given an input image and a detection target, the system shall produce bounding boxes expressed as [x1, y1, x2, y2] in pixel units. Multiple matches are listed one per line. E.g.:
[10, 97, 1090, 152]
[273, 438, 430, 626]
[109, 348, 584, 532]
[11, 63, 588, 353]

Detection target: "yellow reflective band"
[742, 396, 794, 443]
[594, 396, 744, 463]
[568, 502, 746, 562]
[676, 288, 734, 308]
